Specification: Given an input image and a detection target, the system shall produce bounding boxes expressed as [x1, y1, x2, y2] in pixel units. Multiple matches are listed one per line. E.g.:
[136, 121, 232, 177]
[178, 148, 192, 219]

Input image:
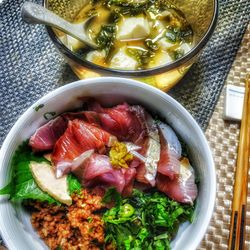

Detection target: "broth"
[61, 0, 193, 70]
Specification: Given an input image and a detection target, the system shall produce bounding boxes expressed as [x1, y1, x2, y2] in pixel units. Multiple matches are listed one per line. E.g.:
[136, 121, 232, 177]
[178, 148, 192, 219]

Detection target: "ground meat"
[30, 189, 106, 250]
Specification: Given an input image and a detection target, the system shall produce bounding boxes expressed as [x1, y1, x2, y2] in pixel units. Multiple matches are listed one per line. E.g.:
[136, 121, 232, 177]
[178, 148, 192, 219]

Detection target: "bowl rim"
[0, 77, 216, 250]
[44, 0, 219, 77]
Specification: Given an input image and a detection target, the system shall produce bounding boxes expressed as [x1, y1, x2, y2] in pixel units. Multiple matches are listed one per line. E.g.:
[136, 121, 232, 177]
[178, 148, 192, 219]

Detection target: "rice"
[30, 189, 106, 250]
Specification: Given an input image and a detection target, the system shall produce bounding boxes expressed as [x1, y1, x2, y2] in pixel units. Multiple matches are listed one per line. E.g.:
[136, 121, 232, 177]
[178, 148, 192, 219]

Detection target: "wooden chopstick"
[228, 77, 250, 250]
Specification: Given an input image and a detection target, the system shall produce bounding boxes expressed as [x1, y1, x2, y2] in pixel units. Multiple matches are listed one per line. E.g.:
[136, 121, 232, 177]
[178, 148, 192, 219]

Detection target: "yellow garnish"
[109, 142, 134, 169]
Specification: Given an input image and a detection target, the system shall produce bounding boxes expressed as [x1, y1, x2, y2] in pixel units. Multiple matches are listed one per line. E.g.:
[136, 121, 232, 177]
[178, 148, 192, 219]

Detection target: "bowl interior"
[0, 78, 215, 250]
[44, 0, 217, 76]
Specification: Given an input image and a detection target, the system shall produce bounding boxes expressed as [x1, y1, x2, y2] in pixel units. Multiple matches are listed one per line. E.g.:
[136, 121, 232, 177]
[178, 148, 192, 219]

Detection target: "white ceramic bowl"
[0, 77, 215, 250]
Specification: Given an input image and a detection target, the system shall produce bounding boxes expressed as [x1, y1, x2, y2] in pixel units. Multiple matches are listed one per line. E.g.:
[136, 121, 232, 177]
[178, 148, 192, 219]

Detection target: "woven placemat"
[198, 23, 250, 249]
[0, 0, 250, 249]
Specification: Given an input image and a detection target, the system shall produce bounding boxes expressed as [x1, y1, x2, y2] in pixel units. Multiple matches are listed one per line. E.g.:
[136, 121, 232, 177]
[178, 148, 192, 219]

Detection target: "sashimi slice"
[83, 154, 114, 180]
[122, 168, 136, 196]
[84, 169, 126, 193]
[52, 119, 117, 177]
[135, 163, 148, 184]
[88, 102, 147, 143]
[71, 119, 116, 149]
[157, 133, 180, 180]
[156, 157, 198, 204]
[29, 116, 68, 152]
[135, 123, 161, 186]
[72, 153, 135, 195]
[63, 111, 101, 125]
[158, 122, 182, 158]
[29, 110, 101, 152]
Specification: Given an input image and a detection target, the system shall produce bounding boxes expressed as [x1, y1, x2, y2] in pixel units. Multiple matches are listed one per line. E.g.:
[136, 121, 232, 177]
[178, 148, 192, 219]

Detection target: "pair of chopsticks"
[228, 77, 250, 250]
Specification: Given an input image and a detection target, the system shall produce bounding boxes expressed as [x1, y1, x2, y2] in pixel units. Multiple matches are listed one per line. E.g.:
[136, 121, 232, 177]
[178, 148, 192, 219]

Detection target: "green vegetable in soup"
[69, 0, 194, 69]
[169, 48, 185, 60]
[0, 142, 81, 204]
[96, 24, 116, 56]
[105, 0, 150, 16]
[126, 47, 155, 69]
[103, 188, 194, 249]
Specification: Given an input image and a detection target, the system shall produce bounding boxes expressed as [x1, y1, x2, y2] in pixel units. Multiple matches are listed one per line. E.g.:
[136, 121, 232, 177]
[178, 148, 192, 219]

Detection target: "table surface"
[0, 0, 250, 249]
[199, 24, 250, 249]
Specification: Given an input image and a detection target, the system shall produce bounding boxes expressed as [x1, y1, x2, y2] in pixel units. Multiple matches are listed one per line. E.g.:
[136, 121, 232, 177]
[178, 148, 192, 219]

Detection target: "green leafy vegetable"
[127, 48, 155, 69]
[0, 142, 57, 204]
[164, 26, 193, 45]
[0, 182, 13, 195]
[104, 0, 173, 17]
[96, 24, 116, 55]
[165, 29, 178, 43]
[105, 0, 149, 16]
[169, 48, 184, 60]
[103, 189, 194, 249]
[67, 174, 82, 195]
[145, 39, 159, 51]
[102, 187, 122, 206]
[0, 142, 82, 204]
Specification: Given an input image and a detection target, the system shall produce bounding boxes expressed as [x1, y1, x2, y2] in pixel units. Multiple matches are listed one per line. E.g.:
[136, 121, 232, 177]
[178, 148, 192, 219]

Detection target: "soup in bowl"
[45, 0, 218, 90]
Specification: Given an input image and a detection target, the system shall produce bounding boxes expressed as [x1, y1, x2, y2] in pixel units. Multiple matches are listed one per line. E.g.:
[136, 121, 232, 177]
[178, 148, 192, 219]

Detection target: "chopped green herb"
[145, 39, 159, 51]
[103, 189, 194, 249]
[67, 174, 82, 195]
[34, 104, 44, 112]
[105, 0, 149, 16]
[95, 24, 116, 56]
[164, 24, 193, 44]
[127, 48, 155, 69]
[108, 10, 121, 23]
[165, 29, 177, 43]
[169, 48, 184, 60]
[87, 217, 93, 222]
[102, 187, 122, 206]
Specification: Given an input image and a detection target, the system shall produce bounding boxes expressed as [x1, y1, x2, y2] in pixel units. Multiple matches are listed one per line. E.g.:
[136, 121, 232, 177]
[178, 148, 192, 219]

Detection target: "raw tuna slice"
[157, 133, 180, 180]
[63, 111, 101, 125]
[156, 158, 198, 204]
[29, 116, 68, 151]
[122, 168, 136, 196]
[83, 154, 114, 180]
[72, 153, 135, 195]
[52, 119, 117, 177]
[85, 170, 126, 193]
[88, 102, 147, 143]
[80, 154, 126, 193]
[29, 111, 101, 152]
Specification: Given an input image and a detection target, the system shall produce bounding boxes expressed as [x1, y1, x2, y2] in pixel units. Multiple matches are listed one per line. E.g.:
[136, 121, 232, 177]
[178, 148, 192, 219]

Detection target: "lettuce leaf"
[0, 142, 81, 204]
